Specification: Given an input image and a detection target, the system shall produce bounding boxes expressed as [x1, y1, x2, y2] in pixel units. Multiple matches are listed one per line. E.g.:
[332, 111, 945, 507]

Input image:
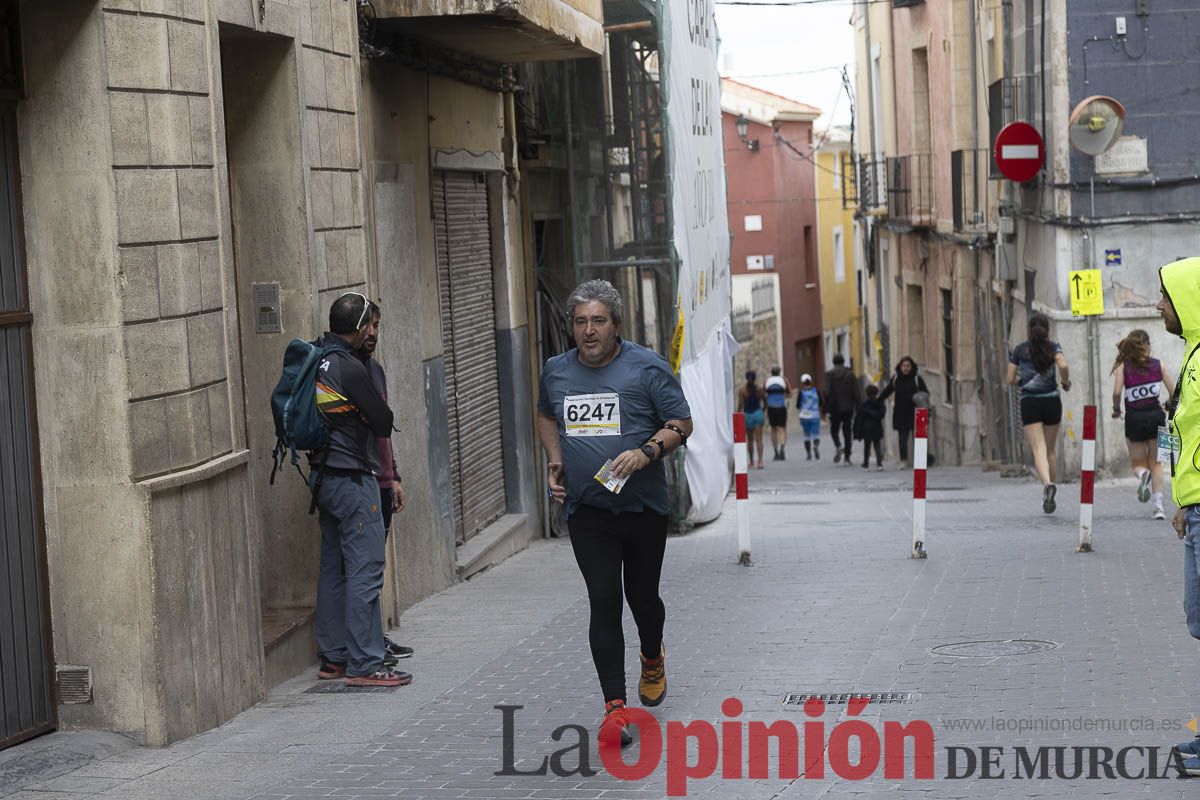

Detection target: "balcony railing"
[951, 149, 999, 233]
[886, 154, 934, 228]
[855, 154, 888, 213]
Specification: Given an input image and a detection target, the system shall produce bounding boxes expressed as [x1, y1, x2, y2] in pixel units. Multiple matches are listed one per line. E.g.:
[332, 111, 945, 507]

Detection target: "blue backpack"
[270, 338, 348, 484]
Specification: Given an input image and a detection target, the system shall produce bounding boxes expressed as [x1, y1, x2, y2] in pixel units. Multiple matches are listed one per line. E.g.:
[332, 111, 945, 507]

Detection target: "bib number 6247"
[564, 393, 621, 437]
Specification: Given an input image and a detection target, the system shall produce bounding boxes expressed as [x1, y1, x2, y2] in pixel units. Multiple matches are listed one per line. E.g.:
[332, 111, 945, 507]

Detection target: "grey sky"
[716, 1, 856, 129]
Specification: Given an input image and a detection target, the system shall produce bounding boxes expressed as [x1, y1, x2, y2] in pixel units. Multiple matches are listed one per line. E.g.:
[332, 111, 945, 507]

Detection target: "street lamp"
[734, 114, 759, 152]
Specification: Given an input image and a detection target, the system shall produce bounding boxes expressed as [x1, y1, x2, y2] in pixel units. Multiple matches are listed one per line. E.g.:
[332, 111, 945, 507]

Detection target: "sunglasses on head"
[338, 291, 371, 331]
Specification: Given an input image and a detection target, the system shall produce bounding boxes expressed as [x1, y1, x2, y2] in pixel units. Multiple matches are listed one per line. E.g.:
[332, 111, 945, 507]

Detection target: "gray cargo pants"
[312, 472, 386, 676]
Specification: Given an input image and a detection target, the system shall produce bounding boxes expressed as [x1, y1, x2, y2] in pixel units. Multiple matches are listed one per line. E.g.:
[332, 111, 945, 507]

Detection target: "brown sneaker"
[345, 668, 412, 687]
[599, 699, 633, 748]
[318, 659, 346, 680]
[638, 643, 666, 707]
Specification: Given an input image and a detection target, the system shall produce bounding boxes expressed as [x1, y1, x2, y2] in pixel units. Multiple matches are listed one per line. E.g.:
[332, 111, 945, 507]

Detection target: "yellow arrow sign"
[1069, 269, 1104, 316]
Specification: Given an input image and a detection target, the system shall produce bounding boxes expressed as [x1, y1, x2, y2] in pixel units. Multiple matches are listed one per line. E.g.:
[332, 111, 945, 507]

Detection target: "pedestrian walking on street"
[824, 353, 861, 464]
[764, 366, 792, 460]
[797, 374, 822, 460]
[1006, 312, 1071, 515]
[1157, 257, 1200, 775]
[879, 356, 928, 467]
[310, 293, 411, 687]
[737, 370, 767, 469]
[1111, 329, 1175, 520]
[536, 279, 693, 749]
[855, 384, 886, 470]
[359, 309, 415, 662]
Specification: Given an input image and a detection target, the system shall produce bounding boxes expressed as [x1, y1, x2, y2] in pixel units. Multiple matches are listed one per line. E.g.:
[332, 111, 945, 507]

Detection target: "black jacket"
[308, 332, 394, 474]
[824, 366, 862, 415]
[879, 370, 929, 432]
[854, 398, 887, 442]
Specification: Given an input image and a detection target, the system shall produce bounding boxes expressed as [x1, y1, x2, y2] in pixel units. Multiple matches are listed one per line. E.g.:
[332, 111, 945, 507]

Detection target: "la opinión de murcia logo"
[497, 697, 935, 796]
[496, 699, 1200, 795]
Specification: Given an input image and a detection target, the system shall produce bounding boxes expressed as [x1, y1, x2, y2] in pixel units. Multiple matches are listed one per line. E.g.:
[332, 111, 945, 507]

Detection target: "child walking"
[856, 384, 886, 470]
[797, 374, 823, 460]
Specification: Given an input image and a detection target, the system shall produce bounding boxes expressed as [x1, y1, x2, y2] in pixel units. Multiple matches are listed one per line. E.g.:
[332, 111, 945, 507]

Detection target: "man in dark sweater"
[310, 292, 410, 687]
[824, 354, 862, 464]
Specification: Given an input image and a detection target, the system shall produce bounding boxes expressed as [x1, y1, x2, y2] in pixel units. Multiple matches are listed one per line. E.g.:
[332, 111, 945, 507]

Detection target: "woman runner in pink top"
[1111, 329, 1176, 520]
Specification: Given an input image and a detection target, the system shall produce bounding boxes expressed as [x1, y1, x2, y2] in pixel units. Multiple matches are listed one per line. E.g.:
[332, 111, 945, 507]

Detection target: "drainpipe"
[862, 2, 885, 378]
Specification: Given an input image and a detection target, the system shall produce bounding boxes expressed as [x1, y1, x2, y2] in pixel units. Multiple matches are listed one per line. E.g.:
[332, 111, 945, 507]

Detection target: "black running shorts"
[767, 407, 788, 428]
[1020, 394, 1062, 427]
[1124, 405, 1165, 443]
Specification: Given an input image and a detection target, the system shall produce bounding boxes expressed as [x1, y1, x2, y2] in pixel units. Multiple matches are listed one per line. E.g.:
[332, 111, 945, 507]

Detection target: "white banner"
[663, 0, 732, 523]
[664, 0, 731, 364]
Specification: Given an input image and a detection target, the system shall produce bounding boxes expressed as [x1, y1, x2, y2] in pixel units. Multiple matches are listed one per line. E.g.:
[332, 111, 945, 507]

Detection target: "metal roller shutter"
[433, 171, 507, 544]
[0, 102, 55, 750]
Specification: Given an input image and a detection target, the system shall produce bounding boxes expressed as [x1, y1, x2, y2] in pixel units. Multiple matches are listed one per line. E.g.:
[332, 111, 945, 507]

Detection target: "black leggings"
[829, 412, 853, 454]
[568, 505, 668, 703]
[896, 427, 912, 462]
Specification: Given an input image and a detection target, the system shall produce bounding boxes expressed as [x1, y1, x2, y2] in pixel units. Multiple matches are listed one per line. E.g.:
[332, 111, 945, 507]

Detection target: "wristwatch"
[639, 444, 657, 461]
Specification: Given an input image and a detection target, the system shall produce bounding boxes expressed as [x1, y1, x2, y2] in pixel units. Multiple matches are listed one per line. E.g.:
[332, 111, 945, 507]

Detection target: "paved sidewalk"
[3, 442, 1198, 799]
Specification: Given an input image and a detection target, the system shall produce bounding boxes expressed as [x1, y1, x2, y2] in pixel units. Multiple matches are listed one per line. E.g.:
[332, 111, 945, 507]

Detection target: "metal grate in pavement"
[930, 639, 1059, 658]
[304, 682, 408, 694]
[782, 691, 915, 706]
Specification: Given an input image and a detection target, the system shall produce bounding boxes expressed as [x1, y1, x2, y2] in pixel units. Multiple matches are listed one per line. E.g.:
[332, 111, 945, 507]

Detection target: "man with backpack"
[308, 292, 410, 687]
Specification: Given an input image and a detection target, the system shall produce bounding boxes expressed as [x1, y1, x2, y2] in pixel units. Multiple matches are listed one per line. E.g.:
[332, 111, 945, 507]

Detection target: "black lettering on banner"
[688, 0, 712, 46]
[605, 403, 616, 418]
[592, 402, 604, 419]
[691, 79, 712, 137]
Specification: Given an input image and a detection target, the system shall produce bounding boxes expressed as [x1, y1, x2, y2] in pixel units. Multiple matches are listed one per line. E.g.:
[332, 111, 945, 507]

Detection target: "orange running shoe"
[638, 644, 667, 707]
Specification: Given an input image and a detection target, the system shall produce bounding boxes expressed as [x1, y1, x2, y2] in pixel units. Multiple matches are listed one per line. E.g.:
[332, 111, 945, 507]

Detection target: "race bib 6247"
[564, 393, 621, 437]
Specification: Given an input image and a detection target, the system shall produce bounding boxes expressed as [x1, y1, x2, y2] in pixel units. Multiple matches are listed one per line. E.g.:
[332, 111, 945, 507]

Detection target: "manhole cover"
[782, 691, 914, 706]
[930, 639, 1059, 658]
[763, 500, 831, 506]
[928, 498, 983, 504]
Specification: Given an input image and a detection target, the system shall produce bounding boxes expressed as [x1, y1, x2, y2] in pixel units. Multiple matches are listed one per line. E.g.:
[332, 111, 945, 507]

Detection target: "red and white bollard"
[911, 408, 928, 559]
[733, 412, 752, 566]
[1077, 405, 1097, 553]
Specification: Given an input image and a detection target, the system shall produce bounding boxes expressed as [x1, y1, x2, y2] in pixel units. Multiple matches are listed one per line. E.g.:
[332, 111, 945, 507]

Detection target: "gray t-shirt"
[538, 339, 691, 518]
[1009, 340, 1063, 398]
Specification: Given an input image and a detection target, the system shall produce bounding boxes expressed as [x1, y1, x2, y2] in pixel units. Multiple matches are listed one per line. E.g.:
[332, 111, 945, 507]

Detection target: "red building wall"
[723, 112, 824, 389]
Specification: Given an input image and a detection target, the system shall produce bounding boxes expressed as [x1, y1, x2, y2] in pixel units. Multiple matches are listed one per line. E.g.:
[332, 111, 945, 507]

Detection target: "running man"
[536, 279, 693, 749]
[764, 366, 792, 460]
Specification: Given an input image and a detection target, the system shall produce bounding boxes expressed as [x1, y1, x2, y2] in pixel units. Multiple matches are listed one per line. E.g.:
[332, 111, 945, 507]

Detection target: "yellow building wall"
[815, 147, 864, 376]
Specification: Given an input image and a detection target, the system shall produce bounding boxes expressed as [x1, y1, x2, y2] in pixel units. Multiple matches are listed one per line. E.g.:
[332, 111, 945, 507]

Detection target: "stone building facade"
[4, 0, 599, 749]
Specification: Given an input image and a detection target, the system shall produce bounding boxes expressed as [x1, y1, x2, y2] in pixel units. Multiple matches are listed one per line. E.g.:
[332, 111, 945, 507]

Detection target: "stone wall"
[21, 0, 371, 744]
[733, 314, 780, 382]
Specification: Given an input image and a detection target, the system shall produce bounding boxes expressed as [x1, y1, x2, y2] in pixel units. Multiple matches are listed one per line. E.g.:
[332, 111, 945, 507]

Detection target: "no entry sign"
[994, 122, 1045, 183]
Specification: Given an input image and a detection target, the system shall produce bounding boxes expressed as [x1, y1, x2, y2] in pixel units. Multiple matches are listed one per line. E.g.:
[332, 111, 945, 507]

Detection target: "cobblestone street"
[5, 441, 1198, 799]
